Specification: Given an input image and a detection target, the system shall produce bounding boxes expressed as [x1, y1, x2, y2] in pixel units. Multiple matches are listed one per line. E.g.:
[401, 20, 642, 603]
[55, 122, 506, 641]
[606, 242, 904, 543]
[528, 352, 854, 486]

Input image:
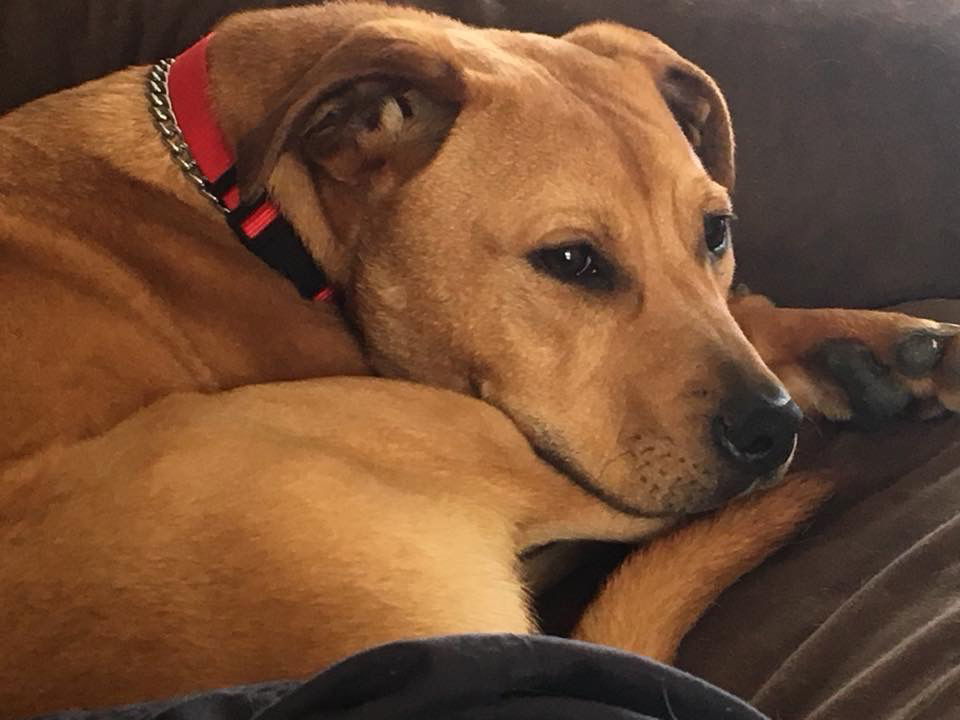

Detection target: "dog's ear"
[233, 26, 466, 202]
[656, 61, 734, 190]
[562, 24, 735, 190]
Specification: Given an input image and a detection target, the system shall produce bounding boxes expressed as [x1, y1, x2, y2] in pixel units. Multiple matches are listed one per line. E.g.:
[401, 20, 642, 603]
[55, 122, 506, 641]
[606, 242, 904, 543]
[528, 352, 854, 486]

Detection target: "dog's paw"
[729, 295, 960, 427]
[785, 321, 960, 427]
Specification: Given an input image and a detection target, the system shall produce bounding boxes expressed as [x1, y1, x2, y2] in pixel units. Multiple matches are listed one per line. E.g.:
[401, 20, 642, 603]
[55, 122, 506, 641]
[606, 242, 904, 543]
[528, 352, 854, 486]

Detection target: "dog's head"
[210, 5, 800, 517]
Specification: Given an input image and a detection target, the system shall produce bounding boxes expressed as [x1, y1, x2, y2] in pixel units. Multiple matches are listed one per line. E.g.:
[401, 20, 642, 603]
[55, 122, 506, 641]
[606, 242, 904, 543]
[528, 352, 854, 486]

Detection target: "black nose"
[712, 385, 802, 475]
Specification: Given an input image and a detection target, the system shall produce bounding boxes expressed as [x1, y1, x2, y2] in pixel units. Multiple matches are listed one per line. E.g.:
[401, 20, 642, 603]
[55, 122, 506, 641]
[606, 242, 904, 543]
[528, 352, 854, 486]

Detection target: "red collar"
[158, 34, 333, 302]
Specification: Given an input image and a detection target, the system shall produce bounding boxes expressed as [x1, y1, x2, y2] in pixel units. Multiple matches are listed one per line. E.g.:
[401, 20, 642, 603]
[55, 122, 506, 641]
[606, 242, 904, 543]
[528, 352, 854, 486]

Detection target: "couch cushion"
[677, 418, 960, 719]
[676, 299, 960, 719]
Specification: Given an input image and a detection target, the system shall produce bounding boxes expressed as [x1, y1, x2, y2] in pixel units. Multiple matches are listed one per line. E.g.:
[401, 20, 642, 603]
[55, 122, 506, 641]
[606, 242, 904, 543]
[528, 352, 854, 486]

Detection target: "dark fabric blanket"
[32, 635, 767, 720]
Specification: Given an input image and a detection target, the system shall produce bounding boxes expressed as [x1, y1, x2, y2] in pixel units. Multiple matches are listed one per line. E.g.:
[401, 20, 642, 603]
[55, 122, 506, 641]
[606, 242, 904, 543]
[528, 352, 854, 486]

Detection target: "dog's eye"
[528, 242, 615, 292]
[704, 213, 734, 257]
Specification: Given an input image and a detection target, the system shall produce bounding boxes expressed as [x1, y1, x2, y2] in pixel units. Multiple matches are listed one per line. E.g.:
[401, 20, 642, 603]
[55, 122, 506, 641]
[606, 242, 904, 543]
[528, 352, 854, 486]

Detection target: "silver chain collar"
[146, 59, 228, 213]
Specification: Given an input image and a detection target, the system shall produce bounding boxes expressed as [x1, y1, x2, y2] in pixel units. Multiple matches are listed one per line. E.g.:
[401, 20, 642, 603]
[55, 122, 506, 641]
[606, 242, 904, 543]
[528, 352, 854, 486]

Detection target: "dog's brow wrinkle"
[550, 71, 654, 198]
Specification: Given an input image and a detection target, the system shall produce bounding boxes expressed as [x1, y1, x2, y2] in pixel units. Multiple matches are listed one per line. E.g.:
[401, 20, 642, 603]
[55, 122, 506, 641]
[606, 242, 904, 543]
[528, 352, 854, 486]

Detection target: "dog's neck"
[149, 34, 335, 304]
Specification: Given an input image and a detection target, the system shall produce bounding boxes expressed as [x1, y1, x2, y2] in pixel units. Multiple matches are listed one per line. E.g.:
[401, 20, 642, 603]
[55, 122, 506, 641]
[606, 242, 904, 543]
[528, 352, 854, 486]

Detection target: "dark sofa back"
[3, 0, 958, 308]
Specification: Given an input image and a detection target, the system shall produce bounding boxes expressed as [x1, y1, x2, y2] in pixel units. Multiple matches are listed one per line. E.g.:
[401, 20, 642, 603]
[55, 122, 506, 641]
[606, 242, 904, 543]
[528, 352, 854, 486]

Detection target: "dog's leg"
[571, 471, 832, 663]
[729, 291, 960, 423]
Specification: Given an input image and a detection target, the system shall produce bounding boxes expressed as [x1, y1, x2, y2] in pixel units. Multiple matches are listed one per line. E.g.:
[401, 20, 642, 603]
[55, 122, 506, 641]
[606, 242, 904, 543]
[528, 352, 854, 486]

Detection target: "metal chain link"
[146, 59, 228, 213]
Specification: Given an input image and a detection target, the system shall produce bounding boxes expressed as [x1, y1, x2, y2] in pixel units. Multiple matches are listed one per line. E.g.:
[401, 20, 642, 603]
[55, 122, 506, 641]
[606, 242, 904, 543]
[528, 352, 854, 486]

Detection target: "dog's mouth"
[528, 441, 680, 519]
[481, 392, 793, 519]
[479, 393, 680, 518]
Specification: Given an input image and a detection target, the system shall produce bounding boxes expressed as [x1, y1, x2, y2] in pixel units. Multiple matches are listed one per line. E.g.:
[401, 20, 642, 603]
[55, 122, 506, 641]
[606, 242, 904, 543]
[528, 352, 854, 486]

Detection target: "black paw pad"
[895, 331, 947, 378]
[815, 339, 912, 428]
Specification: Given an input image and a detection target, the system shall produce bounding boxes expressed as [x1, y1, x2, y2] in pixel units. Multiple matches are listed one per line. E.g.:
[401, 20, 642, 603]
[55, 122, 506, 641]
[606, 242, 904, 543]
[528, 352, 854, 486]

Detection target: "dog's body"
[0, 377, 832, 716]
[4, 380, 548, 711]
[0, 66, 367, 462]
[2, 3, 959, 716]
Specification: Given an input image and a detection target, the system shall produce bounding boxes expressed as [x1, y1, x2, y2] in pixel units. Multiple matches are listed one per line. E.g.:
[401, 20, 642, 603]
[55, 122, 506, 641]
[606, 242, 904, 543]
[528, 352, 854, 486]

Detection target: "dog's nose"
[712, 384, 802, 479]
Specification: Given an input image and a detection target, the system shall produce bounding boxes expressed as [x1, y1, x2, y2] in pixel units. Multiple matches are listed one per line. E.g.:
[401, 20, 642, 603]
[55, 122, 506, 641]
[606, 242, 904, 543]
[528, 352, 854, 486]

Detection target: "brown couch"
[3, 2, 958, 718]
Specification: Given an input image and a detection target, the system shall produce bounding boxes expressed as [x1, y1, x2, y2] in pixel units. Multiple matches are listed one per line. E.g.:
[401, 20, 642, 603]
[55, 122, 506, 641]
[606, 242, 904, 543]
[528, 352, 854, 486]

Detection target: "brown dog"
[1, 2, 959, 716]
[0, 377, 836, 716]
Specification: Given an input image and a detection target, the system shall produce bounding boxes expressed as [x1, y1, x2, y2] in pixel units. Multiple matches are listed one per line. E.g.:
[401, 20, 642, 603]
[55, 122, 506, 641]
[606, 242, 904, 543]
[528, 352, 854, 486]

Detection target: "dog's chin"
[689, 428, 797, 514]
[749, 434, 797, 493]
[688, 446, 797, 516]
